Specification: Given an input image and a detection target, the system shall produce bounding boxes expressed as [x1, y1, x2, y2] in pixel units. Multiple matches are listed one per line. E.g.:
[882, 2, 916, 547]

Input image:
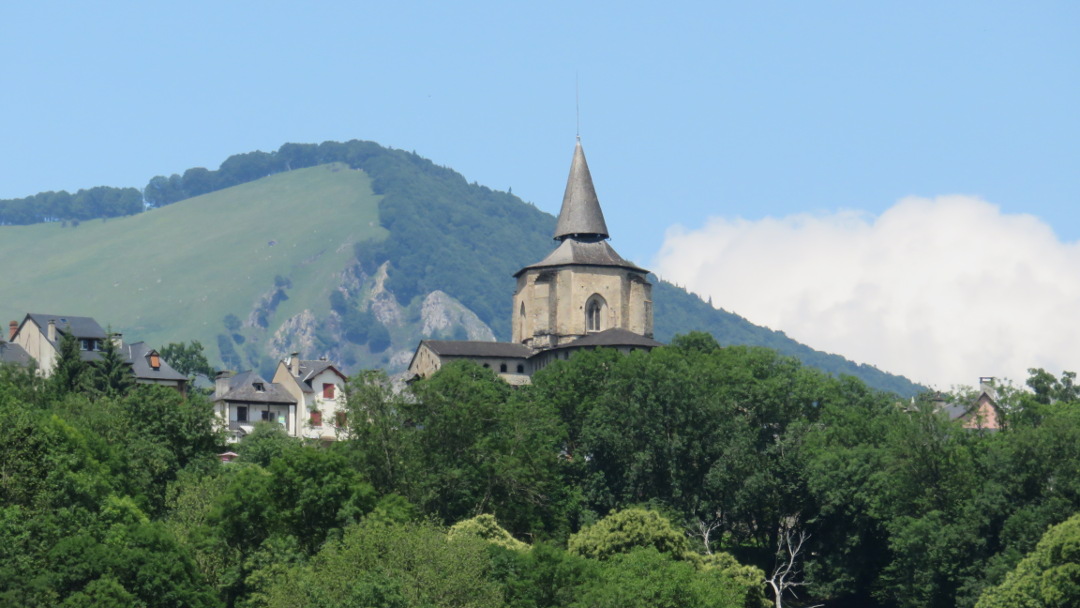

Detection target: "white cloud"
[653, 195, 1080, 389]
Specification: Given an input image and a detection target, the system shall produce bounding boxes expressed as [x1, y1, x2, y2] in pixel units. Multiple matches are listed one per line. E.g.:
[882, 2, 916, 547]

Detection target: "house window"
[586, 295, 606, 332]
[517, 364, 525, 373]
[149, 353, 161, 370]
[483, 363, 490, 368]
[261, 410, 274, 421]
[500, 363, 507, 373]
[310, 411, 322, 426]
[323, 383, 335, 399]
[236, 406, 248, 423]
[335, 411, 347, 427]
[253, 382, 265, 392]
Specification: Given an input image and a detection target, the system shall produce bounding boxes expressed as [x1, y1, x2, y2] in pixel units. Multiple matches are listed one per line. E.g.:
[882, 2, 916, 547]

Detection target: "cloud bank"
[654, 195, 1080, 389]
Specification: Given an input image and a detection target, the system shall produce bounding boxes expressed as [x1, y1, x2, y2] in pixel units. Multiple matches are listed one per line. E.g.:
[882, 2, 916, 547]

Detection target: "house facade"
[407, 138, 662, 384]
[214, 370, 298, 443]
[215, 355, 349, 443]
[272, 354, 348, 441]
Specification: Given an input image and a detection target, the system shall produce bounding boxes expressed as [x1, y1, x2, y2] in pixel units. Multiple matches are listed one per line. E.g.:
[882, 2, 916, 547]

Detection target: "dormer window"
[79, 339, 100, 351]
[253, 382, 265, 392]
[149, 353, 161, 370]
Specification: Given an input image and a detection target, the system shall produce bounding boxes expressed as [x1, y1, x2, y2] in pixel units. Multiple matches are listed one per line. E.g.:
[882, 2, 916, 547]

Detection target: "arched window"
[500, 363, 507, 373]
[586, 294, 606, 332]
[517, 364, 525, 373]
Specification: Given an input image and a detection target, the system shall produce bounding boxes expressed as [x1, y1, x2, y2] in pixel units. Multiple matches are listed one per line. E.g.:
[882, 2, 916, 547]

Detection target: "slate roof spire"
[554, 138, 610, 241]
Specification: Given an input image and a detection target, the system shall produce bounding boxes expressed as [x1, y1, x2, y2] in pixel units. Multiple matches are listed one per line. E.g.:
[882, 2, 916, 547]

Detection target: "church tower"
[512, 139, 654, 349]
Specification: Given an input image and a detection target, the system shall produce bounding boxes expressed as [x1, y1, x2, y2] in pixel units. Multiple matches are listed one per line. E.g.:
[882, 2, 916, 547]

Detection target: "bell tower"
[512, 139, 653, 349]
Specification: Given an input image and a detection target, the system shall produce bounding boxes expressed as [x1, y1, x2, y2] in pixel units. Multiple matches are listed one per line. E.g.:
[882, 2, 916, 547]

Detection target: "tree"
[976, 512, 1080, 607]
[341, 369, 408, 489]
[261, 520, 503, 608]
[404, 361, 566, 536]
[568, 508, 690, 560]
[765, 518, 818, 608]
[50, 330, 86, 395]
[159, 341, 215, 380]
[87, 333, 134, 398]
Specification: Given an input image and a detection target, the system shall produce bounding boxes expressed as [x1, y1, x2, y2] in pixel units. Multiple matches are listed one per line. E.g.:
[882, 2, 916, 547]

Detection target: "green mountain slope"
[0, 141, 925, 396]
[0, 163, 385, 367]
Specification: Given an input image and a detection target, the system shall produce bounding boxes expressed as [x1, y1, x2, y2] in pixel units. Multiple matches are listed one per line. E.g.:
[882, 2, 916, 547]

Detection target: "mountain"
[0, 141, 925, 396]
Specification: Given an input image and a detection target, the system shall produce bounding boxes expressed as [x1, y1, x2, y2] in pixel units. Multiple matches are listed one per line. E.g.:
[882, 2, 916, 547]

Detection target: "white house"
[272, 354, 348, 441]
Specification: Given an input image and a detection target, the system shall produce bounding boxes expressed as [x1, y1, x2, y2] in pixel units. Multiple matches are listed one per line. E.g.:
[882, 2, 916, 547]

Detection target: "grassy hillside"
[0, 162, 384, 355]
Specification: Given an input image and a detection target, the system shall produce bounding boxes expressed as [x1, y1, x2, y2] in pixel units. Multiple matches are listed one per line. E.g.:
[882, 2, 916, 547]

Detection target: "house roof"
[25, 313, 107, 343]
[515, 239, 649, 276]
[125, 341, 187, 382]
[554, 139, 609, 241]
[0, 341, 31, 366]
[551, 328, 664, 350]
[420, 340, 534, 359]
[283, 359, 347, 393]
[21, 313, 108, 363]
[216, 371, 296, 405]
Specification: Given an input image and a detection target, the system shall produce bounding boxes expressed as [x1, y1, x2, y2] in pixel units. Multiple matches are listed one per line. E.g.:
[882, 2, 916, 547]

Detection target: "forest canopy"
[2, 337, 1078, 607]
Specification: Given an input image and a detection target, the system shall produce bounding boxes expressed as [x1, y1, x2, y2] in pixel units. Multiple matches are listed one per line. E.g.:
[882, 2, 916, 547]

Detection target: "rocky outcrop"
[420, 290, 496, 341]
[368, 262, 404, 327]
[267, 309, 319, 360]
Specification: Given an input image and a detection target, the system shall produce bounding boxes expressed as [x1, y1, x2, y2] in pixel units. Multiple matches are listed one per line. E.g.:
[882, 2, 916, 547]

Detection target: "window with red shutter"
[310, 411, 322, 426]
[323, 383, 335, 399]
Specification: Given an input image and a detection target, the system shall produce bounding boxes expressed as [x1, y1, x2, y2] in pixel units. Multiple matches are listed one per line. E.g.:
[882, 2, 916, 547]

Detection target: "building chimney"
[979, 376, 998, 401]
[215, 371, 234, 399]
[290, 353, 300, 375]
[47, 319, 56, 342]
[8, 321, 16, 342]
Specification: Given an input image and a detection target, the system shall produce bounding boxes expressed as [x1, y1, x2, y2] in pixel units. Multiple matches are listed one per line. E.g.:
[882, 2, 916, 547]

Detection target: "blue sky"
[2, 1, 1078, 387]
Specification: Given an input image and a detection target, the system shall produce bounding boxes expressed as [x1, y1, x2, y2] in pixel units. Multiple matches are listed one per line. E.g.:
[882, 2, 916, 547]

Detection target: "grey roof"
[943, 404, 969, 420]
[125, 341, 187, 382]
[554, 328, 664, 350]
[216, 371, 296, 405]
[284, 359, 346, 393]
[25, 313, 107, 344]
[553, 140, 609, 241]
[22, 314, 108, 363]
[0, 341, 31, 366]
[421, 340, 534, 359]
[516, 238, 649, 276]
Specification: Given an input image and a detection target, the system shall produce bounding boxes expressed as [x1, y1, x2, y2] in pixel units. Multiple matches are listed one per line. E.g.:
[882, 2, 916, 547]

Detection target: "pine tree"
[50, 330, 86, 395]
[90, 333, 134, 397]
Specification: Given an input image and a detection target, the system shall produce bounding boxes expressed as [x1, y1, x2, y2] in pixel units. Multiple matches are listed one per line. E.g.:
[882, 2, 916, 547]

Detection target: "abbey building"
[407, 139, 661, 384]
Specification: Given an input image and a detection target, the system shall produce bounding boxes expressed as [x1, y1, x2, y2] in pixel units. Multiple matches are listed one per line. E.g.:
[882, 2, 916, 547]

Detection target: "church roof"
[553, 139, 609, 241]
[515, 239, 648, 276]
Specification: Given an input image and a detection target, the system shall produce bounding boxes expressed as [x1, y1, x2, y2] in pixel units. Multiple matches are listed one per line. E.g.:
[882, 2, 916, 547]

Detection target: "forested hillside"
[0, 140, 923, 395]
[3, 337, 1077, 607]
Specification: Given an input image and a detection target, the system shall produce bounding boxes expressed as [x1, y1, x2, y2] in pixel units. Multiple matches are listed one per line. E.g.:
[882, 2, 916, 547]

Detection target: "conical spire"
[554, 139, 609, 241]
